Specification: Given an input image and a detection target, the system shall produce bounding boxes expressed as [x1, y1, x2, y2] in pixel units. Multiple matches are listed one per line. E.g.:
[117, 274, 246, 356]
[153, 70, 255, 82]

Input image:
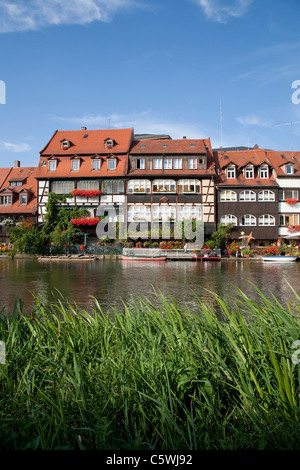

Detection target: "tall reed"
[0, 285, 299, 450]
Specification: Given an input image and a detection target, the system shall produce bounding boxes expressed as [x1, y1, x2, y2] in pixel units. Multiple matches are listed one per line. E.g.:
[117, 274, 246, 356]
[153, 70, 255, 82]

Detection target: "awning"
[284, 232, 300, 239]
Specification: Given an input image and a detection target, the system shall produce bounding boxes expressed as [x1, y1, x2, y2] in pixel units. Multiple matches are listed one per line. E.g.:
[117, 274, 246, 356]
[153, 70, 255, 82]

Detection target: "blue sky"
[1, 0, 300, 167]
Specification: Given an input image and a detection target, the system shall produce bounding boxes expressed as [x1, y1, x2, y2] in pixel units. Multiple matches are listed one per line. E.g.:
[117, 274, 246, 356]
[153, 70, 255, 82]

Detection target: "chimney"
[183, 136, 186, 139]
[81, 126, 87, 131]
[14, 160, 20, 168]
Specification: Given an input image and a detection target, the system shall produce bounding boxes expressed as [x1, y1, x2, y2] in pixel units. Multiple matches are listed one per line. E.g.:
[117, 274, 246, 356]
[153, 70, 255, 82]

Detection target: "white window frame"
[279, 190, 299, 201]
[188, 159, 198, 170]
[258, 190, 275, 201]
[135, 158, 145, 170]
[163, 159, 172, 170]
[286, 164, 294, 175]
[51, 181, 75, 195]
[259, 165, 269, 179]
[108, 158, 116, 170]
[227, 166, 236, 179]
[178, 179, 201, 194]
[48, 160, 57, 171]
[71, 159, 80, 171]
[128, 179, 151, 194]
[173, 159, 182, 169]
[19, 194, 27, 205]
[280, 214, 300, 226]
[239, 190, 256, 202]
[152, 179, 176, 193]
[0, 195, 12, 205]
[220, 190, 237, 202]
[153, 158, 162, 170]
[220, 214, 237, 225]
[92, 159, 101, 171]
[258, 214, 275, 226]
[177, 205, 202, 220]
[77, 180, 99, 191]
[128, 205, 151, 222]
[245, 165, 254, 179]
[152, 205, 176, 222]
[240, 214, 256, 226]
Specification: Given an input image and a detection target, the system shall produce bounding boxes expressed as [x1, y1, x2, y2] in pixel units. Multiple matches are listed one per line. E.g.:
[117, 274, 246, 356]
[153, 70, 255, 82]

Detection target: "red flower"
[71, 189, 102, 197]
[71, 217, 100, 226]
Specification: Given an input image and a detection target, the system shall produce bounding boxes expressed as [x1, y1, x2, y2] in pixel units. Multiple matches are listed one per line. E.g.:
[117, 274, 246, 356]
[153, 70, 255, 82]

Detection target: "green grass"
[0, 285, 300, 450]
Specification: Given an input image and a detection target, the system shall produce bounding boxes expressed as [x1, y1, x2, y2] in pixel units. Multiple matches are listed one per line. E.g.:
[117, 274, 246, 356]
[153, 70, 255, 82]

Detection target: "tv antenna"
[220, 100, 223, 149]
[275, 121, 300, 157]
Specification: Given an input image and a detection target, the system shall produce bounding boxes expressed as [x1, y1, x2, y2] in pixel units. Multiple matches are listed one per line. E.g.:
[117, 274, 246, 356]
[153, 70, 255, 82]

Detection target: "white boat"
[262, 255, 298, 262]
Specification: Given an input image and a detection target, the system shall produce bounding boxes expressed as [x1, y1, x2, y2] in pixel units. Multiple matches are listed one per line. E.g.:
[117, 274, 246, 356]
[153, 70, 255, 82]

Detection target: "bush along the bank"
[0, 286, 300, 450]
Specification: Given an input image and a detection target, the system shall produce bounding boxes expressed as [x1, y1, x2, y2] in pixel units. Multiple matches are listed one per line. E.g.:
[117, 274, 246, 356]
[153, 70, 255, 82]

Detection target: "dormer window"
[227, 165, 236, 179]
[71, 158, 80, 171]
[105, 139, 114, 149]
[61, 139, 71, 150]
[260, 165, 269, 179]
[245, 165, 254, 179]
[108, 158, 116, 170]
[286, 163, 294, 175]
[19, 194, 27, 205]
[92, 158, 101, 171]
[48, 159, 57, 171]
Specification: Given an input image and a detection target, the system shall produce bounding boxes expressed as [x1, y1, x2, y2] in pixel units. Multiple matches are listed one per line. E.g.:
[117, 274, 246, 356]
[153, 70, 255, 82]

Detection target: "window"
[152, 179, 176, 192]
[227, 166, 236, 179]
[178, 179, 201, 194]
[51, 181, 75, 194]
[0, 195, 12, 205]
[220, 214, 237, 225]
[152, 205, 176, 221]
[136, 159, 145, 170]
[105, 139, 114, 149]
[220, 191, 237, 202]
[48, 160, 57, 171]
[260, 165, 269, 179]
[240, 214, 256, 226]
[239, 190, 256, 202]
[279, 190, 299, 201]
[101, 180, 124, 194]
[77, 180, 99, 191]
[258, 214, 275, 226]
[128, 205, 151, 222]
[71, 159, 80, 171]
[10, 181, 22, 187]
[19, 194, 27, 205]
[286, 164, 294, 175]
[280, 214, 300, 226]
[188, 159, 197, 169]
[61, 140, 70, 149]
[177, 205, 202, 220]
[128, 179, 151, 194]
[164, 159, 172, 170]
[153, 158, 162, 169]
[108, 158, 116, 170]
[173, 159, 182, 169]
[245, 165, 254, 179]
[258, 190, 275, 201]
[92, 159, 101, 170]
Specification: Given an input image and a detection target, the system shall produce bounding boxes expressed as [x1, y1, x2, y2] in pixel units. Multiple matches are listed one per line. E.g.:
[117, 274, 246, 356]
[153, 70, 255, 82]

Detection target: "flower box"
[71, 217, 100, 226]
[71, 189, 102, 198]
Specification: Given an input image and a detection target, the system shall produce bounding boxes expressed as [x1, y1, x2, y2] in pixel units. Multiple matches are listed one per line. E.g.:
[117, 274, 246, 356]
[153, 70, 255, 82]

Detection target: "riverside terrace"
[0, 126, 299, 248]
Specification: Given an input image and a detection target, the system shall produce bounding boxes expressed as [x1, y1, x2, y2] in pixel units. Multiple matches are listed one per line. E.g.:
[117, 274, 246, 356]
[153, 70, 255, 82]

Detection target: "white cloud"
[193, 0, 253, 23]
[50, 111, 210, 140]
[237, 115, 274, 128]
[0, 141, 32, 152]
[0, 0, 139, 33]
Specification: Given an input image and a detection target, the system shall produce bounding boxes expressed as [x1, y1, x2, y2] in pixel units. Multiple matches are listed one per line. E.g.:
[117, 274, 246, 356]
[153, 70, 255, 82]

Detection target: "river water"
[0, 258, 299, 315]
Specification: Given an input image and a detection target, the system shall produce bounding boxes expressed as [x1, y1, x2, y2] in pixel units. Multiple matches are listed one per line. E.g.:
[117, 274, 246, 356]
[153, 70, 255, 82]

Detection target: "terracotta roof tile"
[40, 128, 134, 156]
[130, 137, 211, 155]
[0, 167, 38, 216]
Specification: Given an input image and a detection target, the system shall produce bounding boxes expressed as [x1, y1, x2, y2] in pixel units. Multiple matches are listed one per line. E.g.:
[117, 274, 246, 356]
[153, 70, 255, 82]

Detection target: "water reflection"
[0, 258, 299, 315]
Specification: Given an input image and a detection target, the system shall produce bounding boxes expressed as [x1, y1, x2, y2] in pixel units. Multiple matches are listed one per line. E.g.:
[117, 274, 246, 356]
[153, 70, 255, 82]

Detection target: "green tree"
[8, 220, 46, 254]
[210, 223, 234, 248]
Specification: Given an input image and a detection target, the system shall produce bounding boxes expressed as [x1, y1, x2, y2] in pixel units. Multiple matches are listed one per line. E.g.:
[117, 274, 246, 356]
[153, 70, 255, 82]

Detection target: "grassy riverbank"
[0, 287, 300, 450]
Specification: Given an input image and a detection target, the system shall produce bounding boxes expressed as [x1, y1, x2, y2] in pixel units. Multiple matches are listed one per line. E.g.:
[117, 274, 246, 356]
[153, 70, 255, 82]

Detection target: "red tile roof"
[0, 167, 38, 215]
[40, 128, 134, 156]
[214, 149, 278, 187]
[35, 155, 128, 179]
[0, 168, 12, 189]
[265, 150, 300, 177]
[130, 137, 212, 155]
